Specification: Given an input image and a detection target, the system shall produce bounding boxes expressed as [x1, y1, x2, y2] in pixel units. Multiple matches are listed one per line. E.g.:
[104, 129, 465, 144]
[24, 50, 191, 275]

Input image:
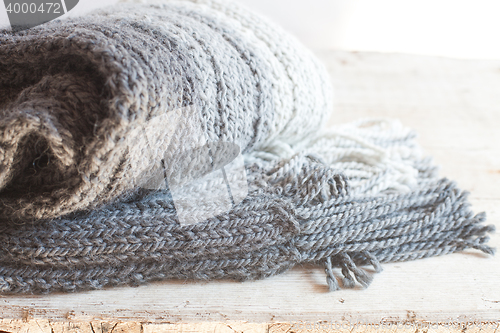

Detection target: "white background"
[238, 0, 500, 60]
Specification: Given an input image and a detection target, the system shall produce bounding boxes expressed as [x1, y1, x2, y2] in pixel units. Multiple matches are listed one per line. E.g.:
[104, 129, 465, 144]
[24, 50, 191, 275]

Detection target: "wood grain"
[1, 51, 499, 329]
[1, 319, 499, 333]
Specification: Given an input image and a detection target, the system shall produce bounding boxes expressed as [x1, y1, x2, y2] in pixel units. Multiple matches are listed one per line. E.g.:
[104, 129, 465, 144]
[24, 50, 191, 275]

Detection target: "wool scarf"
[0, 0, 494, 293]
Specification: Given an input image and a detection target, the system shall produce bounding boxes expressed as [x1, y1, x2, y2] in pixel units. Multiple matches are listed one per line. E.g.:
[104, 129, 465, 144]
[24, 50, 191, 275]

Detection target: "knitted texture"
[0, 0, 495, 293]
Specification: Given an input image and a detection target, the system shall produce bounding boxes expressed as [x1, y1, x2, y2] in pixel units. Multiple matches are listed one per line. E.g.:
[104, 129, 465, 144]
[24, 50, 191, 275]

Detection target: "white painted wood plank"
[1, 51, 499, 324]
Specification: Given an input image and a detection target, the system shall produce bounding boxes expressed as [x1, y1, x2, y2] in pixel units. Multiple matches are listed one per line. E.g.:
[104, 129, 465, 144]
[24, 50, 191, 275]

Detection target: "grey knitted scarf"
[0, 0, 494, 294]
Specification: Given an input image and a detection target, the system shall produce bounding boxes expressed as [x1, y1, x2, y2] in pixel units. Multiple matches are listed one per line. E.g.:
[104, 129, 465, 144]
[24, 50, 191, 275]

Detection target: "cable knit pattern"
[0, 0, 494, 293]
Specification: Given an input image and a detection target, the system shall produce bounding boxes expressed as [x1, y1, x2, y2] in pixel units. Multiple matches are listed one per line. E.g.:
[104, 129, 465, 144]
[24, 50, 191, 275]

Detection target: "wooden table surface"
[1, 50, 499, 332]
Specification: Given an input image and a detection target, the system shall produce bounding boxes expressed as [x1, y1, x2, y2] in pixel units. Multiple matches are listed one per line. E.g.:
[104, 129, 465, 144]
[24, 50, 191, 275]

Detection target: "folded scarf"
[0, 0, 494, 293]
